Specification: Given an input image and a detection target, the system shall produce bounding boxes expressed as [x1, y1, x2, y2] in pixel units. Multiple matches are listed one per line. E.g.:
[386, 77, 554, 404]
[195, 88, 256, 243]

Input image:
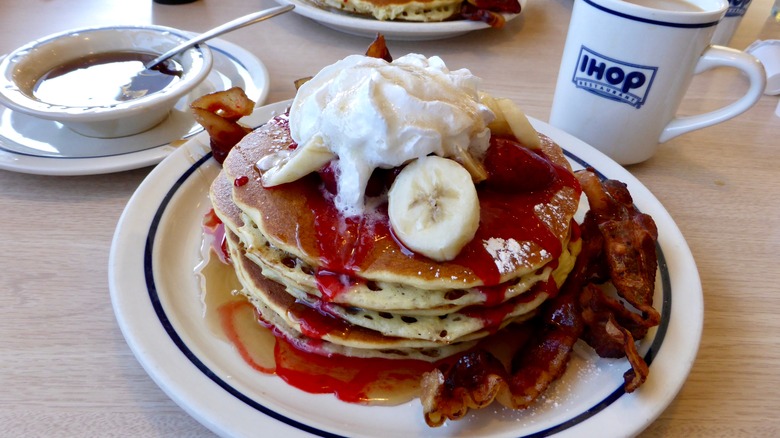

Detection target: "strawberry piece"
[482, 136, 556, 193]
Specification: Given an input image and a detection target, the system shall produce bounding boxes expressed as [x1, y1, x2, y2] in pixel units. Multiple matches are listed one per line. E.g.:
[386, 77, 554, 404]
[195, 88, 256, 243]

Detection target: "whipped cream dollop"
[285, 53, 494, 216]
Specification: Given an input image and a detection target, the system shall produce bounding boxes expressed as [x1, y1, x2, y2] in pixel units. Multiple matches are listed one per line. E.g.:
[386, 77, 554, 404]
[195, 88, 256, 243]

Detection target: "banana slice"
[260, 136, 335, 187]
[450, 145, 488, 183]
[497, 98, 541, 150]
[388, 156, 480, 262]
[480, 92, 511, 136]
[480, 93, 541, 150]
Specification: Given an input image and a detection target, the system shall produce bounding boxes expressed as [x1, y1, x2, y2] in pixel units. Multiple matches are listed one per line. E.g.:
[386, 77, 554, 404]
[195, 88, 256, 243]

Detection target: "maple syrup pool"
[33, 51, 182, 107]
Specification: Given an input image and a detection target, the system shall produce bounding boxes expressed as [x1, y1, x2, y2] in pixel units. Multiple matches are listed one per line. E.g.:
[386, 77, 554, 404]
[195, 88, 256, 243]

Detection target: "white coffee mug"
[549, 0, 766, 165]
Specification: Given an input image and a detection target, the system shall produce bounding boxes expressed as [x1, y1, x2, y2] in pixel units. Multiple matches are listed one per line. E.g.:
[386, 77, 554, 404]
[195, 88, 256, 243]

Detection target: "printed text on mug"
[571, 46, 658, 109]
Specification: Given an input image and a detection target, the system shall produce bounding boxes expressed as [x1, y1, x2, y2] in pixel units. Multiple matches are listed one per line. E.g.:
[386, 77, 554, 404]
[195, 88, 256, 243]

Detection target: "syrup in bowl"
[32, 51, 183, 107]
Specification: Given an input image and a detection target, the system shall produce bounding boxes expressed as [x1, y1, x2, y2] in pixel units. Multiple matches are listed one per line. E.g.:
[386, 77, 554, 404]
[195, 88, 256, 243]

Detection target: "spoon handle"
[145, 4, 295, 69]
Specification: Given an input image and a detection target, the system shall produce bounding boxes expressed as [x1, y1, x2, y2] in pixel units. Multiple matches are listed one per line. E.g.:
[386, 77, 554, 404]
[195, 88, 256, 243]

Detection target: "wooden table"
[1, 0, 778, 436]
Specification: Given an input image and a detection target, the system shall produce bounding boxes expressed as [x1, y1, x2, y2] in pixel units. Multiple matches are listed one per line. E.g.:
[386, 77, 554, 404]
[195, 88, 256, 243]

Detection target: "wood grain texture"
[1, 0, 778, 436]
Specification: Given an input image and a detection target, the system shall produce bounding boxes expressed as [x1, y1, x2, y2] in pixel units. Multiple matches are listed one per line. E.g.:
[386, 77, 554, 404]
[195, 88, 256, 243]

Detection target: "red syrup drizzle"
[460, 278, 552, 332]
[309, 195, 384, 275]
[287, 299, 353, 339]
[233, 175, 249, 187]
[304, 137, 580, 291]
[273, 337, 435, 404]
[453, 157, 579, 286]
[476, 282, 511, 307]
[315, 270, 362, 301]
[203, 209, 230, 264]
[217, 295, 436, 404]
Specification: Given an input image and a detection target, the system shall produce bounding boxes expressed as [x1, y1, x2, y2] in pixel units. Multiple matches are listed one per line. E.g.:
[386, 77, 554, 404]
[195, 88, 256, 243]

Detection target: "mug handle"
[659, 46, 766, 143]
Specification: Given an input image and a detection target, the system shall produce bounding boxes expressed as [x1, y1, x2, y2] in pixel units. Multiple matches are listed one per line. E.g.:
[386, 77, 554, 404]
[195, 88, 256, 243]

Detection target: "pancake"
[315, 0, 462, 22]
[226, 230, 482, 360]
[219, 114, 581, 292]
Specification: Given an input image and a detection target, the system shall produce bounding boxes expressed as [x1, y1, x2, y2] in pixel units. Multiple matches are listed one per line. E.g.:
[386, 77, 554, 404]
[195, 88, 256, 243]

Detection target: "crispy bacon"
[293, 34, 392, 93]
[502, 276, 585, 408]
[421, 350, 509, 426]
[460, 3, 507, 28]
[576, 170, 660, 326]
[579, 284, 649, 391]
[190, 87, 255, 164]
[421, 169, 661, 426]
[466, 0, 522, 13]
[365, 33, 393, 63]
[576, 169, 660, 392]
[191, 86, 254, 122]
[459, 0, 520, 27]
[422, 219, 597, 426]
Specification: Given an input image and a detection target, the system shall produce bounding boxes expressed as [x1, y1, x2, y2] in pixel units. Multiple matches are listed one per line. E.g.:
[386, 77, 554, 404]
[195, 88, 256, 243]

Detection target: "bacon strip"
[576, 172, 660, 328]
[190, 87, 255, 164]
[191, 86, 255, 121]
[502, 277, 585, 408]
[421, 350, 509, 426]
[576, 169, 659, 391]
[460, 4, 507, 28]
[466, 0, 521, 13]
[365, 33, 393, 63]
[422, 219, 596, 426]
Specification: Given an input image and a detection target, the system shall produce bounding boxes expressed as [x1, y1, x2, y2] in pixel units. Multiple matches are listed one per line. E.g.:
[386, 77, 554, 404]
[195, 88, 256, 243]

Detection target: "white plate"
[109, 100, 702, 438]
[275, 0, 523, 40]
[0, 38, 269, 176]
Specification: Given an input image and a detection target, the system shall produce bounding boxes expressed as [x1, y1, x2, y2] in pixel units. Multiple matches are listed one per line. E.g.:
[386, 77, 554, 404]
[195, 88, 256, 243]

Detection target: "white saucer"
[0, 38, 269, 176]
[276, 0, 523, 41]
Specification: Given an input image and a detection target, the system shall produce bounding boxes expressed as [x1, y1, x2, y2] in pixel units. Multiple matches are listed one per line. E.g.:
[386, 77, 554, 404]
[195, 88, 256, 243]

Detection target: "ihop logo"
[571, 46, 658, 109]
[725, 0, 751, 17]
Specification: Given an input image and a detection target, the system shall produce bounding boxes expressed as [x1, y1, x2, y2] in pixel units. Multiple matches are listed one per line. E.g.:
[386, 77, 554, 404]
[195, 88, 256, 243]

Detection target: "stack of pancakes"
[209, 112, 582, 362]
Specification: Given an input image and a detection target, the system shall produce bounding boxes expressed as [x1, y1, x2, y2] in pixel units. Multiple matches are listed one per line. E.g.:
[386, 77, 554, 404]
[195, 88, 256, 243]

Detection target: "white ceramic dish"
[0, 38, 268, 176]
[0, 25, 213, 138]
[109, 100, 702, 438]
[275, 0, 523, 40]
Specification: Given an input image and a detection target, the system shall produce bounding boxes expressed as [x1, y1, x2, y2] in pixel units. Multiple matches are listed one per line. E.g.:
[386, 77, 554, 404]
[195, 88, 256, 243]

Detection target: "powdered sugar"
[483, 237, 534, 274]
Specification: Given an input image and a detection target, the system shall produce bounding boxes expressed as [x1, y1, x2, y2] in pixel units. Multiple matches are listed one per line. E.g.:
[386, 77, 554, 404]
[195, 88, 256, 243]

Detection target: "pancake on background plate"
[310, 0, 522, 24]
[317, 0, 463, 21]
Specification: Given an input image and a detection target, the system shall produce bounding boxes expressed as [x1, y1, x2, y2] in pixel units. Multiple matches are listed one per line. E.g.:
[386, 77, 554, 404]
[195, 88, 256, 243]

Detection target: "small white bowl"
[0, 25, 213, 138]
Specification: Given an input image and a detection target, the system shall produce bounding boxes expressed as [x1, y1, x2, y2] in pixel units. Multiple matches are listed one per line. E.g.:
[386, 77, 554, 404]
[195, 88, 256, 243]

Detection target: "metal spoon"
[146, 4, 294, 70]
[119, 5, 293, 101]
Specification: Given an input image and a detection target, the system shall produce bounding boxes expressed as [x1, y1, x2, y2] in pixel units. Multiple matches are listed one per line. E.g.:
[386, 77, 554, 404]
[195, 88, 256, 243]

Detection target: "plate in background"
[276, 0, 523, 40]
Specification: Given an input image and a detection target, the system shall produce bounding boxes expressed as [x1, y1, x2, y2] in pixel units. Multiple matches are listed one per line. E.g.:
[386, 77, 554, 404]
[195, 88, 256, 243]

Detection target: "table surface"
[1, 0, 778, 436]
